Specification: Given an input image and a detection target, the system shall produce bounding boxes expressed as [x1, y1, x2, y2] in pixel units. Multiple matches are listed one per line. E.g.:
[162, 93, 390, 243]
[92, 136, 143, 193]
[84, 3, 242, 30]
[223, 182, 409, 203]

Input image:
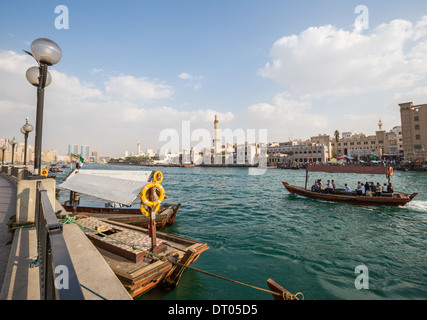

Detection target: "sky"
[1, 0, 427, 158]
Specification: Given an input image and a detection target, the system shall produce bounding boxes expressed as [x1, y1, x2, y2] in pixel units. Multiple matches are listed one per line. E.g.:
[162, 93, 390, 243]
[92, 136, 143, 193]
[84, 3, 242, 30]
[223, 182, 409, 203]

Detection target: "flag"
[71, 153, 84, 167]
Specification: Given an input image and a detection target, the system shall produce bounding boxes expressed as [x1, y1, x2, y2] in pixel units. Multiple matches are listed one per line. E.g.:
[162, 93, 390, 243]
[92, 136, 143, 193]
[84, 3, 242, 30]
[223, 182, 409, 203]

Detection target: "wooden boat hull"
[282, 182, 417, 207]
[76, 217, 208, 298]
[63, 203, 181, 229]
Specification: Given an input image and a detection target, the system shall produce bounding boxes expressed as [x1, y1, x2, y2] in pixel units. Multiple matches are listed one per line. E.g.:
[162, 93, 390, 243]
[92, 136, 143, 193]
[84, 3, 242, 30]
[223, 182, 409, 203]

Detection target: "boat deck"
[75, 216, 208, 297]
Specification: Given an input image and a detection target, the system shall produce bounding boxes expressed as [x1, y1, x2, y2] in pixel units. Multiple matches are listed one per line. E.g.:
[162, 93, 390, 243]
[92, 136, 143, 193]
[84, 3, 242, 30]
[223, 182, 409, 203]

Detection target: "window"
[415, 135, 421, 140]
[414, 116, 419, 121]
[415, 124, 420, 130]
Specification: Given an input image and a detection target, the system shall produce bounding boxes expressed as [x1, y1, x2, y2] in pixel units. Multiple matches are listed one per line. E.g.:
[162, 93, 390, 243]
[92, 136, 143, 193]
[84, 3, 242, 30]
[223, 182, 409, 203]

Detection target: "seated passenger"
[326, 180, 333, 193]
[359, 184, 366, 195]
[344, 184, 351, 193]
[375, 183, 382, 196]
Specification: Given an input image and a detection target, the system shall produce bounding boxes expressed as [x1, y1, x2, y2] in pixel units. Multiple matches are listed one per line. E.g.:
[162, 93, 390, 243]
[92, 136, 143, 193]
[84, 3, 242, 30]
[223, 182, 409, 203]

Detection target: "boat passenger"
[326, 180, 333, 193]
[356, 182, 362, 195]
[359, 184, 366, 195]
[311, 180, 320, 192]
[375, 183, 382, 197]
[365, 182, 373, 196]
[387, 182, 394, 193]
[332, 180, 336, 189]
[344, 184, 351, 193]
[382, 183, 388, 192]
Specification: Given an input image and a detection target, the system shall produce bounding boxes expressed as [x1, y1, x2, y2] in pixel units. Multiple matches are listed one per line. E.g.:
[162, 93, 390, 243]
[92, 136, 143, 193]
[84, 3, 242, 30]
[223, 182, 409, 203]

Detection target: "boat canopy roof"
[59, 169, 154, 205]
[306, 164, 388, 175]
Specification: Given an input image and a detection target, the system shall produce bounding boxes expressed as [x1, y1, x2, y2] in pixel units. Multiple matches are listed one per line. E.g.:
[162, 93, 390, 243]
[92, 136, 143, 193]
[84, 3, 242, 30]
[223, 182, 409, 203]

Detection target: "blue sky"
[1, 1, 427, 157]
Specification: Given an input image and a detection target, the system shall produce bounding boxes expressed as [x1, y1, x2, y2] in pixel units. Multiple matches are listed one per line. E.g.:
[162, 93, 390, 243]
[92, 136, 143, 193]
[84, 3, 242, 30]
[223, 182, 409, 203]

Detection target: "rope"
[80, 283, 108, 300]
[63, 215, 303, 300]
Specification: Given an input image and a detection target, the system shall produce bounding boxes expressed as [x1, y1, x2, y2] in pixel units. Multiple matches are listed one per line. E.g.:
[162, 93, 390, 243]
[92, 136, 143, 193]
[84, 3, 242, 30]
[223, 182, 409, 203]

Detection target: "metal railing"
[35, 181, 85, 300]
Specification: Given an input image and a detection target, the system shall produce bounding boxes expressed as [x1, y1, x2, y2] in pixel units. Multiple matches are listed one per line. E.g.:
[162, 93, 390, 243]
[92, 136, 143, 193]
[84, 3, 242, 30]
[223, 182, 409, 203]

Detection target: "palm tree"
[334, 130, 340, 143]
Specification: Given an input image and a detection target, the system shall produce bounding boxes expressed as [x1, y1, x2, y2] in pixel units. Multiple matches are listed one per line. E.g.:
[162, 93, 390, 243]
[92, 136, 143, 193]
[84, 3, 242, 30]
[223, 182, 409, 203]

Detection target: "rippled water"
[56, 164, 427, 300]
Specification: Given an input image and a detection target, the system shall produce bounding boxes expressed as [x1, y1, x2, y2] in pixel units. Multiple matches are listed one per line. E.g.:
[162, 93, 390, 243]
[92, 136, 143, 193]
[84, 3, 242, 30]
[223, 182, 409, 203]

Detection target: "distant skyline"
[1, 1, 427, 158]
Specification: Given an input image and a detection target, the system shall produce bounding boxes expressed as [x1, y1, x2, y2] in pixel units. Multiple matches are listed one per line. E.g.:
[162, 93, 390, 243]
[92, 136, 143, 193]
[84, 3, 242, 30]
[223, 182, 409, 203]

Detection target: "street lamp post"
[9, 137, 17, 165]
[25, 38, 62, 175]
[20, 117, 34, 166]
[0, 144, 6, 165]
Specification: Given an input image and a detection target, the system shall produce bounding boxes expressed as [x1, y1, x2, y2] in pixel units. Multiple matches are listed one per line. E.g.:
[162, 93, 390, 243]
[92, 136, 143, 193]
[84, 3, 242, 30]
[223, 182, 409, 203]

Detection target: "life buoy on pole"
[153, 171, 163, 183]
[389, 167, 393, 177]
[140, 203, 160, 217]
[41, 168, 48, 177]
[139, 182, 165, 216]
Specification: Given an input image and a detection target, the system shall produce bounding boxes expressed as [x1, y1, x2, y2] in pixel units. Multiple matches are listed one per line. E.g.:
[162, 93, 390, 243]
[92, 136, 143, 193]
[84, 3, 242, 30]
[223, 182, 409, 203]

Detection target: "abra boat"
[59, 169, 181, 228]
[63, 201, 181, 229]
[282, 164, 417, 207]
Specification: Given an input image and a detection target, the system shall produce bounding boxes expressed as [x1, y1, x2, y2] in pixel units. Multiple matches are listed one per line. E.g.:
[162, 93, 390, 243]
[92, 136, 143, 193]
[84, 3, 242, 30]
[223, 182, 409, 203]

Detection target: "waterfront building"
[0, 138, 34, 164]
[80, 145, 90, 160]
[41, 150, 58, 163]
[92, 151, 99, 163]
[267, 140, 328, 166]
[331, 121, 404, 161]
[68, 144, 78, 156]
[309, 134, 333, 160]
[399, 102, 427, 163]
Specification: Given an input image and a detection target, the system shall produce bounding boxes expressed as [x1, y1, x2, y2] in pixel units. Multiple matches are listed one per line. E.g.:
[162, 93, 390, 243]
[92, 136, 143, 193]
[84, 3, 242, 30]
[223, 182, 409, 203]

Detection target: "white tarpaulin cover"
[59, 169, 154, 205]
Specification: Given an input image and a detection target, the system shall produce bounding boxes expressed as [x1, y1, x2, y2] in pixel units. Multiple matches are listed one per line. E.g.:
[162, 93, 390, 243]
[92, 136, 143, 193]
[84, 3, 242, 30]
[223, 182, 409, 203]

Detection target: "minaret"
[213, 115, 220, 155]
[137, 142, 141, 156]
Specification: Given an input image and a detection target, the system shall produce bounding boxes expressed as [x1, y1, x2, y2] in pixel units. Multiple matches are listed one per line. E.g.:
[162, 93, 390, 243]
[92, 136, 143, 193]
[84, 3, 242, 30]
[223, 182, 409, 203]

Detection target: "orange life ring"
[388, 167, 393, 177]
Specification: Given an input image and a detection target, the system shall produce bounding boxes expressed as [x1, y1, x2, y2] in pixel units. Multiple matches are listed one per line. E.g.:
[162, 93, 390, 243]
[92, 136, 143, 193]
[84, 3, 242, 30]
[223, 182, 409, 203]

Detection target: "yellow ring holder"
[139, 173, 165, 216]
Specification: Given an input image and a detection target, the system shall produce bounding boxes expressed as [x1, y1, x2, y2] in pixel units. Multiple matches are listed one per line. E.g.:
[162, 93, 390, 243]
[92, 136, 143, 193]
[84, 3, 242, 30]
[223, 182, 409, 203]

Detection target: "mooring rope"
[63, 215, 303, 300]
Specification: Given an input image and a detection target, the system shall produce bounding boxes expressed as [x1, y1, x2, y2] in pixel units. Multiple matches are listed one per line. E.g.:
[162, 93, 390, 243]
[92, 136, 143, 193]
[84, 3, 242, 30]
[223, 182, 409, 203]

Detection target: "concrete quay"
[0, 169, 132, 300]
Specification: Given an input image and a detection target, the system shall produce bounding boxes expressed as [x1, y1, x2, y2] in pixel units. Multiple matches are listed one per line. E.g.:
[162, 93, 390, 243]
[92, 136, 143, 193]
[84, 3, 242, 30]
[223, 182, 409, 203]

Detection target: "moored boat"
[59, 169, 181, 228]
[63, 201, 181, 229]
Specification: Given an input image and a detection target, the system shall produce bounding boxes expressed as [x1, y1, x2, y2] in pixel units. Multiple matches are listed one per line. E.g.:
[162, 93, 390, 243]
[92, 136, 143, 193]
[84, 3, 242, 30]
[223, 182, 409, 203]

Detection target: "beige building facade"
[0, 138, 35, 164]
[399, 102, 427, 163]
[268, 139, 328, 166]
[331, 121, 403, 160]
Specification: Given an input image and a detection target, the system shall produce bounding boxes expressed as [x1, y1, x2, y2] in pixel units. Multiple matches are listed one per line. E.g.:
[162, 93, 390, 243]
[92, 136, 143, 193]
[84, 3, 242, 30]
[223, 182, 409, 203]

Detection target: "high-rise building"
[399, 102, 427, 162]
[92, 151, 99, 163]
[80, 145, 90, 160]
[68, 144, 78, 156]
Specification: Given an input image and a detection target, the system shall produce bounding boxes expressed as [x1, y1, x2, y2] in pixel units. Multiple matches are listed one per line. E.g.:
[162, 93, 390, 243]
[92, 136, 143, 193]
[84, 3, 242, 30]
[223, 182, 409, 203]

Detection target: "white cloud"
[240, 93, 328, 141]
[259, 16, 427, 100]
[178, 72, 193, 80]
[104, 75, 174, 103]
[178, 72, 203, 91]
